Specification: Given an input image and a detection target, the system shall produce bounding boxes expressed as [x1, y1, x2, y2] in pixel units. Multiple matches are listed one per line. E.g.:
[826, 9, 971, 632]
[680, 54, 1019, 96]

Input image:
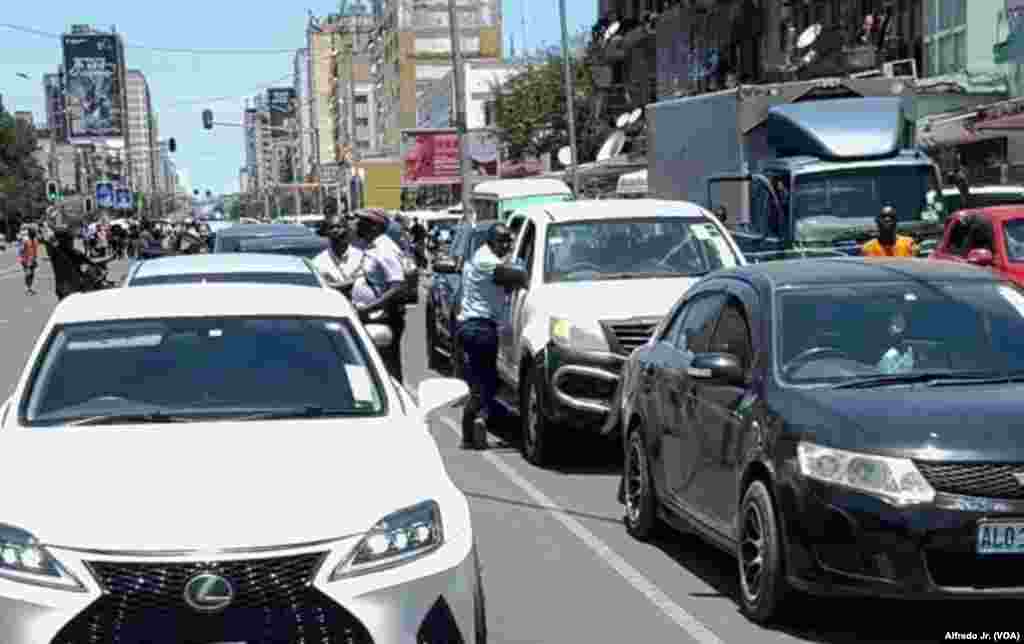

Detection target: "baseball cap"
[354, 209, 389, 225]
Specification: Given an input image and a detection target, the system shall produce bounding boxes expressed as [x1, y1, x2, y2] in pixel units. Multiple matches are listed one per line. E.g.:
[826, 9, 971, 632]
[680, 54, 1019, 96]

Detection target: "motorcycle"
[79, 261, 117, 292]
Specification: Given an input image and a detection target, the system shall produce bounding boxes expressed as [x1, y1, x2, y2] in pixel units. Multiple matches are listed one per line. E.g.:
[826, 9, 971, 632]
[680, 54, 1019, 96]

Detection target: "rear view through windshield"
[129, 272, 320, 287]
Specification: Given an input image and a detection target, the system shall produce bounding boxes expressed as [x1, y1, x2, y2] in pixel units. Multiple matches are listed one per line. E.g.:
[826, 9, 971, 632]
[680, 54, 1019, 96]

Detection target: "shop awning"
[976, 113, 1024, 131]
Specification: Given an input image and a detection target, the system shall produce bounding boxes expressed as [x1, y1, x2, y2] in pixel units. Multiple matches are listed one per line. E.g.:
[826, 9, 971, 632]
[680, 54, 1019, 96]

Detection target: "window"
[516, 221, 536, 276]
[675, 293, 724, 353]
[709, 301, 753, 370]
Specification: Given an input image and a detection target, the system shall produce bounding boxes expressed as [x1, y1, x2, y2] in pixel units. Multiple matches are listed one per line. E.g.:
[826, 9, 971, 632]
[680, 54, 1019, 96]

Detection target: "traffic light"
[193, 189, 199, 196]
[46, 181, 58, 202]
[202, 109, 214, 130]
[168, 137, 177, 153]
[84, 197, 93, 214]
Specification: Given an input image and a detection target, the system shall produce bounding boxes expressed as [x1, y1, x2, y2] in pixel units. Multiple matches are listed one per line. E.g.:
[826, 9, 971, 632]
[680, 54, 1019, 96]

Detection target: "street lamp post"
[558, 0, 580, 195]
[448, 0, 471, 213]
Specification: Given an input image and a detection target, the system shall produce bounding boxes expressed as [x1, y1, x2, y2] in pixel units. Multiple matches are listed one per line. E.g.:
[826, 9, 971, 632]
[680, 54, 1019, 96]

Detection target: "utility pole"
[558, 0, 580, 195]
[448, 0, 471, 213]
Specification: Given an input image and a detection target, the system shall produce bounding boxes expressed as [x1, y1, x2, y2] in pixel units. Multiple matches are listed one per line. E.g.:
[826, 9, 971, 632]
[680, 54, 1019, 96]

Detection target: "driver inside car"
[876, 312, 916, 374]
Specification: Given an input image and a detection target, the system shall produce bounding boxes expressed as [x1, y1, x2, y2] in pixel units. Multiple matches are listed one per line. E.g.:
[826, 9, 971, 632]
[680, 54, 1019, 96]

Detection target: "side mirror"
[417, 377, 469, 416]
[433, 256, 458, 273]
[494, 262, 529, 290]
[967, 248, 994, 267]
[688, 352, 745, 386]
[365, 323, 394, 349]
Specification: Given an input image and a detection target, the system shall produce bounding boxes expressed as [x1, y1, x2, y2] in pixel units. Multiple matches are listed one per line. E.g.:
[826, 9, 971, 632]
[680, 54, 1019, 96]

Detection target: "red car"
[930, 206, 1024, 286]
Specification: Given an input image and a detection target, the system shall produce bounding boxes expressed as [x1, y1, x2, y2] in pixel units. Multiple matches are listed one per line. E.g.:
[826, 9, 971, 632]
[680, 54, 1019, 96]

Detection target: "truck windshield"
[792, 165, 933, 223]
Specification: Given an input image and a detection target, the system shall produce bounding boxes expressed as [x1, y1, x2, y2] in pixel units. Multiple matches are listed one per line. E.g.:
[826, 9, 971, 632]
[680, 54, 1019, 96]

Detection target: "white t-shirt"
[312, 249, 345, 283]
[351, 235, 405, 307]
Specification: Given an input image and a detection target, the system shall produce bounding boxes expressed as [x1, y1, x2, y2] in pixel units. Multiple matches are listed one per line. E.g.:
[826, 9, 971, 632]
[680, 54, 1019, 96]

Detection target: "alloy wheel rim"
[739, 503, 765, 603]
[625, 435, 645, 524]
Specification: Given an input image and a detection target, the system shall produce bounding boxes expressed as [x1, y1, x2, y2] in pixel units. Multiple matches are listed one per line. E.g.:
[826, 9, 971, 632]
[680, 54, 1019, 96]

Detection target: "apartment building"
[125, 70, 157, 194]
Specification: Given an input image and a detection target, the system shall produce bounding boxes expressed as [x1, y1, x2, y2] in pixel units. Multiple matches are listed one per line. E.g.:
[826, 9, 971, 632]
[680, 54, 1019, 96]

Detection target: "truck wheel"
[521, 361, 558, 466]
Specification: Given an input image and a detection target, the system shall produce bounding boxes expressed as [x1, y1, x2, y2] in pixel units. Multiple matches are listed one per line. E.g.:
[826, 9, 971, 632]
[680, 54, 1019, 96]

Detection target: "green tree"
[491, 49, 610, 163]
[0, 108, 47, 236]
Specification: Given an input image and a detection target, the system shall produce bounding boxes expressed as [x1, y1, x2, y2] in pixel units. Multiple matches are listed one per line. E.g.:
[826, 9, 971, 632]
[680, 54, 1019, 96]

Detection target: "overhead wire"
[165, 72, 296, 107]
[0, 22, 298, 54]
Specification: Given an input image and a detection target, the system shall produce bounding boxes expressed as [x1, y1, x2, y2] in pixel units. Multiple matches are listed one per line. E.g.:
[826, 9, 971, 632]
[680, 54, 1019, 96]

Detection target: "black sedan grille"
[602, 318, 661, 356]
[926, 551, 1024, 589]
[52, 552, 374, 644]
[916, 462, 1024, 500]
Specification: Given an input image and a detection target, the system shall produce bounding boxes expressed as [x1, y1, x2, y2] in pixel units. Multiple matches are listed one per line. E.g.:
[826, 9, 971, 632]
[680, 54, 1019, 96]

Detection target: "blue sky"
[0, 1, 595, 197]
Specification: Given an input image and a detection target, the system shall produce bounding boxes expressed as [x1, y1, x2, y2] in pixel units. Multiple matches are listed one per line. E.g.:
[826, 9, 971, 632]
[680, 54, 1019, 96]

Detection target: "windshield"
[129, 272, 320, 287]
[1005, 219, 1024, 262]
[776, 281, 1024, 386]
[215, 231, 311, 252]
[544, 217, 741, 283]
[793, 165, 933, 224]
[943, 190, 1024, 213]
[500, 194, 572, 220]
[237, 240, 328, 259]
[23, 316, 385, 425]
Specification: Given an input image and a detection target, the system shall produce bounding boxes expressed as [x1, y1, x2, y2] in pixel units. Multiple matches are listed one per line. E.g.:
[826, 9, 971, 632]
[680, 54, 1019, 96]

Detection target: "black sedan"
[615, 258, 1024, 623]
[425, 223, 487, 374]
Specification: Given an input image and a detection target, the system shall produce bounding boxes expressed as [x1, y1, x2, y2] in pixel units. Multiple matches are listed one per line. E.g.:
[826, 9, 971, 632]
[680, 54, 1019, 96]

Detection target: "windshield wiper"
[225, 405, 367, 421]
[832, 371, 1009, 390]
[67, 412, 200, 426]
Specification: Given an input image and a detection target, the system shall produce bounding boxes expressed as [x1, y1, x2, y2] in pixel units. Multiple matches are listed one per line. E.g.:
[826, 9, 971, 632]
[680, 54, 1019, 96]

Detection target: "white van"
[470, 178, 573, 223]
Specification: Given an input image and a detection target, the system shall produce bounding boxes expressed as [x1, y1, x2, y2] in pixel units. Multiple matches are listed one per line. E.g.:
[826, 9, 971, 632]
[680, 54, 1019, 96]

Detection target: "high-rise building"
[244, 105, 259, 191]
[250, 94, 274, 192]
[43, 71, 68, 141]
[125, 70, 156, 194]
[308, 22, 342, 172]
[294, 48, 314, 180]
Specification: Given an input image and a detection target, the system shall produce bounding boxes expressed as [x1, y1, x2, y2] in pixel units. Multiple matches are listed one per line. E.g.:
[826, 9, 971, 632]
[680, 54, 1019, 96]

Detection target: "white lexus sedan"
[0, 284, 481, 644]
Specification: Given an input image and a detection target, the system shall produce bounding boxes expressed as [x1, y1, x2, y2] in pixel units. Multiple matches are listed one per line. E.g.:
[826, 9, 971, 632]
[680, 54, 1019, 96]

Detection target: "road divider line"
[437, 416, 727, 644]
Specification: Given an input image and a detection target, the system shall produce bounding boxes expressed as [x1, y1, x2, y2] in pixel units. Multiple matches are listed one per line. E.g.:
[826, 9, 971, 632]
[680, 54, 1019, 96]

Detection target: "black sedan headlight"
[0, 523, 85, 591]
[797, 442, 935, 506]
[330, 500, 444, 580]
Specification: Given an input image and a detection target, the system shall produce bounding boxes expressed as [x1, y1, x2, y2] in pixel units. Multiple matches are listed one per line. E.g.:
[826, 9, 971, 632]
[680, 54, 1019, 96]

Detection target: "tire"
[623, 429, 659, 540]
[738, 480, 791, 624]
[472, 543, 487, 644]
[520, 359, 558, 466]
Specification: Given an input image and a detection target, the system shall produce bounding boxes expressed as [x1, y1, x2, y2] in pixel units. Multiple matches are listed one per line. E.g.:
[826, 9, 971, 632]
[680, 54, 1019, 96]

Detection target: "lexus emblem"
[183, 573, 235, 613]
[1014, 473, 1024, 486]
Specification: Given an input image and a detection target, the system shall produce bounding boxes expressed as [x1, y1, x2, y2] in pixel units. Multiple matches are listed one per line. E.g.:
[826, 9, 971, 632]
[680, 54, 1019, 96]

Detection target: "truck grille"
[51, 552, 374, 644]
[915, 462, 1024, 500]
[602, 317, 661, 356]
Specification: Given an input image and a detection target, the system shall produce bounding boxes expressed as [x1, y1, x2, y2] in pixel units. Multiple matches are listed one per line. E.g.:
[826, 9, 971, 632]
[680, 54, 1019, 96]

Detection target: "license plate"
[977, 521, 1024, 554]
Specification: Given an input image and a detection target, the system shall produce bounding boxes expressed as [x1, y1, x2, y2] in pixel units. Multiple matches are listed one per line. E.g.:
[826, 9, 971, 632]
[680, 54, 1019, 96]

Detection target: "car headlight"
[797, 442, 935, 506]
[330, 500, 443, 580]
[550, 317, 609, 353]
[0, 524, 84, 591]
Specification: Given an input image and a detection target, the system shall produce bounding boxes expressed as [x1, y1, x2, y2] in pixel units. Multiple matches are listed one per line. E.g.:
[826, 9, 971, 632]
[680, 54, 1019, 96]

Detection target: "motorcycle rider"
[44, 226, 108, 300]
[862, 205, 918, 258]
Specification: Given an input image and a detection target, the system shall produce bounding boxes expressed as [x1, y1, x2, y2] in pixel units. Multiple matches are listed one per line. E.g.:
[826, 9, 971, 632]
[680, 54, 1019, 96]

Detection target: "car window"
[674, 293, 726, 353]
[23, 317, 386, 425]
[517, 221, 536, 275]
[129, 272, 320, 287]
[946, 217, 971, 256]
[709, 301, 753, 370]
[776, 282, 1024, 385]
[1004, 219, 1024, 262]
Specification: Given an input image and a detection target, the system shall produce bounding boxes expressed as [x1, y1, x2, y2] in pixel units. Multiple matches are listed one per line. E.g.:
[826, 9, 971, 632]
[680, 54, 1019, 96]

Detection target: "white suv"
[497, 199, 746, 466]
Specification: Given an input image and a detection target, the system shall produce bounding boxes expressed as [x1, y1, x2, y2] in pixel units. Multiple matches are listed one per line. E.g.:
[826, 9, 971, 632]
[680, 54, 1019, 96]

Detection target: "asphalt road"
[0, 260, 1018, 643]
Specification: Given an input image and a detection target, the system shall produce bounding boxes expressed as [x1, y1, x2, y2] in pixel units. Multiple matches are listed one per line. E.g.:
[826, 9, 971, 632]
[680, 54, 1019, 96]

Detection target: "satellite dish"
[797, 24, 822, 49]
[615, 113, 631, 128]
[596, 130, 626, 162]
[627, 107, 643, 126]
[557, 146, 572, 166]
[604, 21, 621, 41]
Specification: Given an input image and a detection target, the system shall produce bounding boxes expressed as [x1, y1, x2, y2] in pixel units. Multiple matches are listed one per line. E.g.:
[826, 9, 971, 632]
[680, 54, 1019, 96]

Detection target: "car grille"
[601, 318, 661, 356]
[925, 550, 1024, 589]
[915, 462, 1024, 500]
[51, 552, 374, 644]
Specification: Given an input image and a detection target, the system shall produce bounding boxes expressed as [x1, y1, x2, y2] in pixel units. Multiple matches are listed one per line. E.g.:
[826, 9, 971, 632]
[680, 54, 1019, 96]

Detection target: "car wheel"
[521, 361, 557, 466]
[623, 429, 658, 539]
[738, 480, 790, 624]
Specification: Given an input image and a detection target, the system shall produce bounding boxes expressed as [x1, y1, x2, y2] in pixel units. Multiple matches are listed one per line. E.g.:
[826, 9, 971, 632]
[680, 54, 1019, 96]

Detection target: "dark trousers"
[378, 312, 406, 384]
[456, 318, 499, 442]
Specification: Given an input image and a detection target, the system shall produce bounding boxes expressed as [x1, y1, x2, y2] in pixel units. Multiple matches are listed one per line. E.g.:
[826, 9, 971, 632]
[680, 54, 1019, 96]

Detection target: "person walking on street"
[351, 209, 408, 383]
[862, 206, 918, 258]
[43, 226, 101, 301]
[18, 227, 39, 295]
[411, 217, 428, 268]
[455, 222, 516, 450]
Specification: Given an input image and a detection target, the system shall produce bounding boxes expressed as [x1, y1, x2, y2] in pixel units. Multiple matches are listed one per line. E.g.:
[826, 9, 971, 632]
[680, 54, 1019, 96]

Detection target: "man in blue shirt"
[456, 222, 515, 449]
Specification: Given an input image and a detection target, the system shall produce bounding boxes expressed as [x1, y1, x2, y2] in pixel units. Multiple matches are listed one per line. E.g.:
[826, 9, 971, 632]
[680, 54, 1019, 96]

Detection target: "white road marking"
[438, 415, 727, 644]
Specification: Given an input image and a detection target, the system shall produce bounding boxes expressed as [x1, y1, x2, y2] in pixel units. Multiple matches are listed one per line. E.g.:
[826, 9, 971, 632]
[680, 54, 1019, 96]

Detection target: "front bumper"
[0, 529, 481, 644]
[543, 342, 625, 430]
[780, 468, 1024, 599]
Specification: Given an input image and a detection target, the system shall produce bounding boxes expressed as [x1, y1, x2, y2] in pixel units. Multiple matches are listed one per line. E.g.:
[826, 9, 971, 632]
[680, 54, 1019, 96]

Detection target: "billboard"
[401, 131, 460, 186]
[95, 181, 114, 209]
[62, 34, 123, 141]
[115, 188, 132, 210]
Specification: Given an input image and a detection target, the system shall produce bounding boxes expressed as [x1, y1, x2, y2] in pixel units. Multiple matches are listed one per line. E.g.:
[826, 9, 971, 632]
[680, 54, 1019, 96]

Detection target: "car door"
[660, 291, 726, 510]
[498, 216, 536, 385]
[692, 294, 757, 536]
[436, 226, 471, 353]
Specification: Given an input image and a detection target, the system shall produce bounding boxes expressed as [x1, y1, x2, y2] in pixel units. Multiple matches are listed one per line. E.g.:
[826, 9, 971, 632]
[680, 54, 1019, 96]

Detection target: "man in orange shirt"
[862, 206, 918, 258]
[18, 227, 39, 295]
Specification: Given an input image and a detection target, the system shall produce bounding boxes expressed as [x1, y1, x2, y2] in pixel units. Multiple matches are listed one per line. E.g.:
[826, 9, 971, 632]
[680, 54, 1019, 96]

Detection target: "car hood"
[0, 417, 457, 551]
[778, 384, 1024, 461]
[535, 277, 698, 322]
